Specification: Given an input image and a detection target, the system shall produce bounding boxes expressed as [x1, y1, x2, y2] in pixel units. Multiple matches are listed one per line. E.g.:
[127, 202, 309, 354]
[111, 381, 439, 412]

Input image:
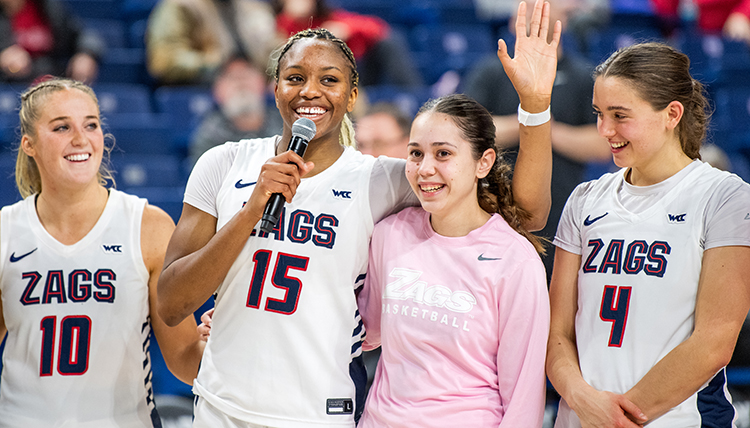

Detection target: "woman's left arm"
[143, 204, 205, 385]
[625, 245, 750, 420]
[497, 0, 561, 231]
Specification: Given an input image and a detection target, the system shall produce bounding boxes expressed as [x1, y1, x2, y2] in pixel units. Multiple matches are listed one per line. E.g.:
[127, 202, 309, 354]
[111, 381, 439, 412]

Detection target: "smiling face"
[406, 112, 494, 226]
[21, 88, 104, 192]
[593, 76, 686, 183]
[274, 38, 358, 147]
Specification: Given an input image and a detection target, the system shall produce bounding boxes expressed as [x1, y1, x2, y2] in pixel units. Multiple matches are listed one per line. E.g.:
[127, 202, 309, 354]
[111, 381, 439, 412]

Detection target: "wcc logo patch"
[102, 244, 124, 254]
[331, 189, 352, 199]
[667, 213, 687, 223]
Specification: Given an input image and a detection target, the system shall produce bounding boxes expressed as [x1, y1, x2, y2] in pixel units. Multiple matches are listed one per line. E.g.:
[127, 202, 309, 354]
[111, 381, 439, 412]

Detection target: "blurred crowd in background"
[1, 0, 750, 425]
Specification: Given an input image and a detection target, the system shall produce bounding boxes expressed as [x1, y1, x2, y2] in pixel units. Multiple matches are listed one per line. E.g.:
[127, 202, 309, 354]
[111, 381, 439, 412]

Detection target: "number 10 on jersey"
[40, 315, 91, 376]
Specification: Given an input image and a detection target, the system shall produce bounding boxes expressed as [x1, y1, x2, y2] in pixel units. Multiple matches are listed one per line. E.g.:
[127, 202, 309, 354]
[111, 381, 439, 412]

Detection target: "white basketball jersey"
[193, 139, 375, 427]
[554, 162, 750, 427]
[0, 190, 159, 428]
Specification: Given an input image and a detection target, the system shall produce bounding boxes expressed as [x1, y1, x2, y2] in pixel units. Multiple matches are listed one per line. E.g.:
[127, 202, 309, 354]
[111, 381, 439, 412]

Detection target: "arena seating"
[0, 1, 748, 422]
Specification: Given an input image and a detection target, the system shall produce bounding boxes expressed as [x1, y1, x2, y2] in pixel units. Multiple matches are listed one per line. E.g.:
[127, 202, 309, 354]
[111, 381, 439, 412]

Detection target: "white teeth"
[611, 141, 628, 149]
[66, 153, 90, 162]
[420, 184, 444, 192]
[296, 106, 326, 115]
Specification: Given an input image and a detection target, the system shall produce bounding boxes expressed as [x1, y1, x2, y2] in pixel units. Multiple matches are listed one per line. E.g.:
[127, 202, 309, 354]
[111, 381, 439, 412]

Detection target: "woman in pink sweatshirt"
[356, 2, 559, 426]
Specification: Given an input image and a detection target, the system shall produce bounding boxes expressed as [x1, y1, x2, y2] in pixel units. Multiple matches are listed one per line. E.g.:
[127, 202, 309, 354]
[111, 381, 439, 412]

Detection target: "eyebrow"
[284, 65, 344, 73]
[407, 141, 458, 148]
[48, 115, 99, 123]
[592, 104, 632, 112]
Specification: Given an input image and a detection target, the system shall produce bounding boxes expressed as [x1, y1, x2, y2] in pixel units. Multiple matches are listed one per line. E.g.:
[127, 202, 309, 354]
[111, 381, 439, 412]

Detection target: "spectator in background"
[464, 0, 612, 283]
[189, 57, 282, 165]
[0, 0, 103, 84]
[355, 102, 411, 158]
[145, 0, 280, 85]
[272, 0, 423, 87]
[652, 0, 750, 45]
[474, 0, 610, 56]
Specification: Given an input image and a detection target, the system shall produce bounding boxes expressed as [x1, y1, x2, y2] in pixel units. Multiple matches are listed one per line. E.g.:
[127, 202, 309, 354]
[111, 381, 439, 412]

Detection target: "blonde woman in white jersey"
[0, 78, 204, 427]
[158, 4, 557, 425]
[547, 42, 750, 428]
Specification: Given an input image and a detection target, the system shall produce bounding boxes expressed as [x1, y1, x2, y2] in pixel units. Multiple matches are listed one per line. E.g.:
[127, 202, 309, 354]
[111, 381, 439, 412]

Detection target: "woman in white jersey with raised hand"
[157, 2, 557, 425]
[0, 78, 204, 427]
[547, 42, 750, 427]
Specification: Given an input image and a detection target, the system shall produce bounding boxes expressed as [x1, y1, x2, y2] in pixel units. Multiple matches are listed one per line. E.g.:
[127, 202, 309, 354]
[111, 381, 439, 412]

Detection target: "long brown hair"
[416, 94, 546, 254]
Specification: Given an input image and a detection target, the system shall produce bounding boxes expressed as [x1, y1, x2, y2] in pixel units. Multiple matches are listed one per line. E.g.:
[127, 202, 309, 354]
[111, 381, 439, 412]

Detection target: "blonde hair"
[16, 78, 115, 198]
[339, 114, 356, 148]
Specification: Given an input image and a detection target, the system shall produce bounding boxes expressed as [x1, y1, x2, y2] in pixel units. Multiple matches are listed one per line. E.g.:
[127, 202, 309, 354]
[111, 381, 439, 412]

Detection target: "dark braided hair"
[416, 94, 545, 254]
[272, 28, 358, 88]
[271, 28, 359, 147]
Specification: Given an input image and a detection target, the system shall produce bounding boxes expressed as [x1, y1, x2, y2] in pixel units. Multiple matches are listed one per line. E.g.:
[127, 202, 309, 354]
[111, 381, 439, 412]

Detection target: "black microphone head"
[292, 118, 316, 141]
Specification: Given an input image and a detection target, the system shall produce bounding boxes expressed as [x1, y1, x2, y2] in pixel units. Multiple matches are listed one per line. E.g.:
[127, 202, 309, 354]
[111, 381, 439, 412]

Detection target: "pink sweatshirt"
[358, 207, 550, 428]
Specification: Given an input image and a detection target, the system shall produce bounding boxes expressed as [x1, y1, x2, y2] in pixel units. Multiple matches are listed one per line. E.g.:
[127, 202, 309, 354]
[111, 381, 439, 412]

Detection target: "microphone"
[259, 118, 316, 233]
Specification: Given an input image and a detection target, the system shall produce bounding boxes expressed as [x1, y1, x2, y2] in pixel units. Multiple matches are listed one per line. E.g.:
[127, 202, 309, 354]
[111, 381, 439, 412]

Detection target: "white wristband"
[517, 104, 551, 127]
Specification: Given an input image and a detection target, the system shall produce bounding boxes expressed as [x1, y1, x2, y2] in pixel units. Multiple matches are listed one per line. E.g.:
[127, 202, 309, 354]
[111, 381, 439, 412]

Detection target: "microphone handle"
[259, 136, 309, 233]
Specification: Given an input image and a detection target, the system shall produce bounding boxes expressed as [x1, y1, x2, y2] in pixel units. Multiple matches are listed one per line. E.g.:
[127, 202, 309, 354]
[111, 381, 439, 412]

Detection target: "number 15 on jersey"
[246, 250, 309, 315]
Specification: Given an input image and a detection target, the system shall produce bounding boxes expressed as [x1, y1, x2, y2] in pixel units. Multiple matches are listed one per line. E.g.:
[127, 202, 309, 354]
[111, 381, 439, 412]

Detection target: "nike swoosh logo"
[235, 179, 257, 189]
[478, 253, 501, 261]
[10, 248, 38, 263]
[584, 212, 609, 226]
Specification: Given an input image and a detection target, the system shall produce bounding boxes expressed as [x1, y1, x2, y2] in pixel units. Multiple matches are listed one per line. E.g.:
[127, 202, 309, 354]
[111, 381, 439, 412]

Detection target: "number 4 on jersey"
[600, 285, 632, 347]
[246, 250, 309, 315]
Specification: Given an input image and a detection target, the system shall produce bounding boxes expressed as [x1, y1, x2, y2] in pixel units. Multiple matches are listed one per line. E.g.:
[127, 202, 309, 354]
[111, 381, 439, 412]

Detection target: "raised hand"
[497, 0, 561, 111]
